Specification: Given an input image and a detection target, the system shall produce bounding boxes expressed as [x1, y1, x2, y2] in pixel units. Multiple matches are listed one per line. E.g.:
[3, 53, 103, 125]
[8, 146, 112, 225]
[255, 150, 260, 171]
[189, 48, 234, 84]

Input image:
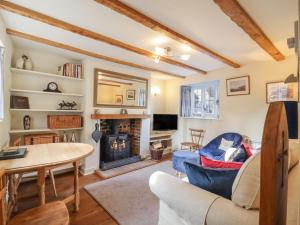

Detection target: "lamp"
[151, 86, 161, 96]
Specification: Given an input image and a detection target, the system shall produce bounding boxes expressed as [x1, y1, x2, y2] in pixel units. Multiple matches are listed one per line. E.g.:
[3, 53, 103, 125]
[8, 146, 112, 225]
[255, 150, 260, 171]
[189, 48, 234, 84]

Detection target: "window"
[180, 80, 219, 119]
[0, 46, 4, 121]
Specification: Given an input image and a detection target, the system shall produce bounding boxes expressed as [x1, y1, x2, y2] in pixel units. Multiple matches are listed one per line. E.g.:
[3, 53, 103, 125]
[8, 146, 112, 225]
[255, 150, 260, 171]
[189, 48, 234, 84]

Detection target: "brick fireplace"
[99, 118, 142, 170]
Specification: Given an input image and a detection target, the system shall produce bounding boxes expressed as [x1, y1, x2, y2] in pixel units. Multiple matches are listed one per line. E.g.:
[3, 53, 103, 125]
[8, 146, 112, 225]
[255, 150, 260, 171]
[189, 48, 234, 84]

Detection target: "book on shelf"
[62, 63, 83, 79]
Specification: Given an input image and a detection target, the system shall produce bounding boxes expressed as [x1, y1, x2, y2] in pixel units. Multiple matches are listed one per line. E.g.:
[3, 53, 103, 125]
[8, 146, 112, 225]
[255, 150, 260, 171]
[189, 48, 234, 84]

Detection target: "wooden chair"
[181, 129, 205, 151]
[0, 169, 69, 225]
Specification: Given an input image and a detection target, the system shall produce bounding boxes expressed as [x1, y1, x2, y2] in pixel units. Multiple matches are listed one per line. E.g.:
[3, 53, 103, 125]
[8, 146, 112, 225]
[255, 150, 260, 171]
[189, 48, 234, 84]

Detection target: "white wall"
[0, 16, 13, 147]
[164, 56, 298, 149]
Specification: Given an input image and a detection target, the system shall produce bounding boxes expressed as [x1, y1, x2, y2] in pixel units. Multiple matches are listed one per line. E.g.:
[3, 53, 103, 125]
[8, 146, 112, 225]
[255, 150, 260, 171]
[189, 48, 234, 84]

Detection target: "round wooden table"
[0, 143, 94, 218]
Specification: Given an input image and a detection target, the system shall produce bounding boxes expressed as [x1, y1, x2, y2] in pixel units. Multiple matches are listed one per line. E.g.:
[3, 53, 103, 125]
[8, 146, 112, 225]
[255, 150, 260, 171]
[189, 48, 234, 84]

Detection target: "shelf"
[91, 114, 151, 120]
[10, 89, 83, 97]
[150, 138, 172, 143]
[10, 109, 83, 113]
[9, 127, 83, 134]
[11, 68, 84, 81]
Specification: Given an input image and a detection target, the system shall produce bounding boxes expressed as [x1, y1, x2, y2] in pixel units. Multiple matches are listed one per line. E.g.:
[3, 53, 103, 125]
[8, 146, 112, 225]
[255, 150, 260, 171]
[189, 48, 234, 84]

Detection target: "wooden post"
[73, 160, 80, 212]
[37, 168, 46, 205]
[0, 171, 6, 225]
[259, 102, 289, 225]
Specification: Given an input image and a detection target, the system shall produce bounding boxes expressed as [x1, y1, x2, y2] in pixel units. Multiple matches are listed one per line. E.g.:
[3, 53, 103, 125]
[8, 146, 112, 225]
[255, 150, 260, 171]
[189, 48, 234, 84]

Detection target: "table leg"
[37, 168, 46, 205]
[73, 160, 80, 212]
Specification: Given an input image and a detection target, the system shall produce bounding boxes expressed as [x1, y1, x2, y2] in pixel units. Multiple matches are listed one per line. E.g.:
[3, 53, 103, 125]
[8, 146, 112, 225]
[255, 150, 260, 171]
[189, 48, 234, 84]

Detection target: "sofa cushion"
[184, 162, 239, 199]
[231, 152, 260, 209]
[219, 138, 234, 151]
[201, 156, 243, 169]
[288, 140, 300, 171]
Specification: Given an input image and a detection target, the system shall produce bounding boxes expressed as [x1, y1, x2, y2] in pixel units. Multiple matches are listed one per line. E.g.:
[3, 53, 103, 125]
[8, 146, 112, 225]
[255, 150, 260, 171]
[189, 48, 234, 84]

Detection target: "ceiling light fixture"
[180, 54, 191, 61]
[153, 46, 191, 63]
[154, 55, 160, 63]
[180, 44, 192, 52]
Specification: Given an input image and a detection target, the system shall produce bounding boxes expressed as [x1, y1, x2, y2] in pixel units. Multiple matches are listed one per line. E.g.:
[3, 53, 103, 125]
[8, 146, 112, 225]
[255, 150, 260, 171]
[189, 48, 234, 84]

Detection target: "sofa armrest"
[149, 171, 220, 225]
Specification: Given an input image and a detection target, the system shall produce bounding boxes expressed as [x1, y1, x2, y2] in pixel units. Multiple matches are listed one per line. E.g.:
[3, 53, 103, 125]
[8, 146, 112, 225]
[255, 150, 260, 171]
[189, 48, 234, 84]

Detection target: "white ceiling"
[0, 0, 298, 77]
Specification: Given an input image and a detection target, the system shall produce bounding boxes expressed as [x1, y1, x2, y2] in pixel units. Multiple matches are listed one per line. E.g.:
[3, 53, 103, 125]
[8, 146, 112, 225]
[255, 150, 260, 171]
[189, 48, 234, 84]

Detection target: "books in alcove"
[62, 63, 83, 79]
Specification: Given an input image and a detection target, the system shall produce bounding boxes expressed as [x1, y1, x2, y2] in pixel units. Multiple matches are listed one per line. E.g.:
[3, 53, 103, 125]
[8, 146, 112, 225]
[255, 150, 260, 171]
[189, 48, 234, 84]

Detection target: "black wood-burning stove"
[99, 120, 141, 170]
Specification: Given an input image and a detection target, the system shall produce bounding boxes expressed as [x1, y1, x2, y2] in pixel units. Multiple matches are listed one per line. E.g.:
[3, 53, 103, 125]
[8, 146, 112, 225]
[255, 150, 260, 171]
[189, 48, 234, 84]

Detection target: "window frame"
[184, 80, 220, 120]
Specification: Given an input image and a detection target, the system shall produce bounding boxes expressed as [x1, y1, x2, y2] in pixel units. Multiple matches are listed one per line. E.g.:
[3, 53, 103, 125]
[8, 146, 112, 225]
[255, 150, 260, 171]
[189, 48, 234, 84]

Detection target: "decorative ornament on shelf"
[120, 108, 128, 114]
[70, 132, 76, 143]
[43, 82, 61, 93]
[58, 101, 77, 110]
[63, 132, 68, 143]
[57, 65, 63, 75]
[24, 56, 33, 70]
[16, 54, 33, 70]
[23, 115, 31, 130]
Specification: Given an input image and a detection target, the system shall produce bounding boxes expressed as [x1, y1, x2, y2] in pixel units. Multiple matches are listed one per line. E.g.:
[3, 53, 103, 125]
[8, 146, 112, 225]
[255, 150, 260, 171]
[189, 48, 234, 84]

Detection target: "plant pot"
[150, 148, 164, 161]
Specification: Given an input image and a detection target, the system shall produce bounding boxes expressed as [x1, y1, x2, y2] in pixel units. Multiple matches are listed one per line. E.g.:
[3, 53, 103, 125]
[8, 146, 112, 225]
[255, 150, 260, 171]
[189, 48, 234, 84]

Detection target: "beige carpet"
[85, 161, 175, 225]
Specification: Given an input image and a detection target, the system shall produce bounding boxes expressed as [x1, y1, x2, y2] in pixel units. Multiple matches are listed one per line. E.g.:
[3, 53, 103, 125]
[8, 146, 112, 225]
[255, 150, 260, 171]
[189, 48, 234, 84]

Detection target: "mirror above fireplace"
[94, 68, 148, 108]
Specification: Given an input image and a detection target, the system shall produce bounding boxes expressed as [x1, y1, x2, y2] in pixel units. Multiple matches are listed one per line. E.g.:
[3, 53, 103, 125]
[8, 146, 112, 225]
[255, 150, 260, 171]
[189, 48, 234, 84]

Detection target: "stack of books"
[62, 63, 83, 79]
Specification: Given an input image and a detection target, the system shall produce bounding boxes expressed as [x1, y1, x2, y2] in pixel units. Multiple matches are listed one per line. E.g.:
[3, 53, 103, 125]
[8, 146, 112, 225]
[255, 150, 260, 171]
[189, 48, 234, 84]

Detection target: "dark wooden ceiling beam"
[6, 29, 185, 79]
[95, 0, 241, 68]
[0, 0, 206, 74]
[213, 0, 285, 61]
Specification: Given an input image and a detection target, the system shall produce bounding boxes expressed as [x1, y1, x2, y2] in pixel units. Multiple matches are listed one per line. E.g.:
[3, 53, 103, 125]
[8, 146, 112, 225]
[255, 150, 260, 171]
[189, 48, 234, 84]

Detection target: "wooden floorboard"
[14, 155, 171, 225]
[15, 172, 118, 225]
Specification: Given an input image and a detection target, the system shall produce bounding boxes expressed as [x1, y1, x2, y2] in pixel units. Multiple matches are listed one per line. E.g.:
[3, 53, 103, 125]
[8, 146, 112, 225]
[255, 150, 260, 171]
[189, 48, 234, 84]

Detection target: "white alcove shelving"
[10, 48, 85, 145]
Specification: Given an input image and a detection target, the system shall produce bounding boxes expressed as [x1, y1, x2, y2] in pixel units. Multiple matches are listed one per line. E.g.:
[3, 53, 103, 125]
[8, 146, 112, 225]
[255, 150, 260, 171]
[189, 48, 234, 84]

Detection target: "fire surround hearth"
[99, 118, 142, 170]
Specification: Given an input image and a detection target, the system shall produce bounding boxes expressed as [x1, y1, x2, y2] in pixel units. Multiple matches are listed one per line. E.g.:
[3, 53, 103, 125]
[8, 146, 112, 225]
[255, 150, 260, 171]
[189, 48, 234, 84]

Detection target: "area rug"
[84, 161, 175, 225]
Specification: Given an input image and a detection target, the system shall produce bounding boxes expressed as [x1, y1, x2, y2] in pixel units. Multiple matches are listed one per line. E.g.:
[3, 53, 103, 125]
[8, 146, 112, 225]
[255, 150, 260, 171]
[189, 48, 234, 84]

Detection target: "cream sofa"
[149, 141, 299, 225]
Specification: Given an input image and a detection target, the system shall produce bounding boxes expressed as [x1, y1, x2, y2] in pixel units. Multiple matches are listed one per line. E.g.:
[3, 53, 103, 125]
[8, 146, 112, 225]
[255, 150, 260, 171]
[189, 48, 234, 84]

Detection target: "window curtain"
[139, 89, 146, 106]
[180, 86, 192, 117]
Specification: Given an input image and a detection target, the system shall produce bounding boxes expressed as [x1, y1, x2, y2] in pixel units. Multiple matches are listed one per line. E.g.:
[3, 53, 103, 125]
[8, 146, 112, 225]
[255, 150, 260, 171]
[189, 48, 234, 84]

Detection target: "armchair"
[172, 132, 244, 174]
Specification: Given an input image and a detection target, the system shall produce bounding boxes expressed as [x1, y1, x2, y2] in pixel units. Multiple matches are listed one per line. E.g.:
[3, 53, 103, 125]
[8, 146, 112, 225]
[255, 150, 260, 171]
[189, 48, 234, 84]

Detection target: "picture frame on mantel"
[226, 75, 250, 96]
[266, 81, 299, 103]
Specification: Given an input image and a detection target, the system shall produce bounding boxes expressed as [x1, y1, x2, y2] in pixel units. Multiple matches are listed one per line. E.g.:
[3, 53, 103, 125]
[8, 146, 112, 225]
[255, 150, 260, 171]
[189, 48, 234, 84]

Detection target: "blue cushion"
[184, 161, 239, 199]
[199, 132, 243, 161]
[172, 150, 199, 173]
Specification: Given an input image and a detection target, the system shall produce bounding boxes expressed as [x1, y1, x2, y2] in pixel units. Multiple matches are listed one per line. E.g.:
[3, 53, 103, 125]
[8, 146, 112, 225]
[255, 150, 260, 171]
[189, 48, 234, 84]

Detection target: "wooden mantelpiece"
[91, 114, 151, 120]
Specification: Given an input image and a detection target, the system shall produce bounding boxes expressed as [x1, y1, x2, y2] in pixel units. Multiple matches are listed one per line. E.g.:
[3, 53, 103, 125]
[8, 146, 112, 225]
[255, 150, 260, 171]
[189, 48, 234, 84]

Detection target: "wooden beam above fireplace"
[91, 114, 151, 120]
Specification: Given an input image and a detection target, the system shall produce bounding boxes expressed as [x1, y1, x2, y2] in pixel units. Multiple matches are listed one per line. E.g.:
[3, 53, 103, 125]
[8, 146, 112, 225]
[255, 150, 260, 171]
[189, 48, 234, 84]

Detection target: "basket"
[47, 115, 82, 129]
[24, 133, 60, 145]
[150, 147, 164, 161]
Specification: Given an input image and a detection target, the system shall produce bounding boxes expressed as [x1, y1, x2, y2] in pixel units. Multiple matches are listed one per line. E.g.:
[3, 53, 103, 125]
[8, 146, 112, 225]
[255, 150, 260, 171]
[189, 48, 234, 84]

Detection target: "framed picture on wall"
[115, 95, 123, 105]
[126, 90, 135, 100]
[266, 81, 299, 103]
[226, 75, 250, 96]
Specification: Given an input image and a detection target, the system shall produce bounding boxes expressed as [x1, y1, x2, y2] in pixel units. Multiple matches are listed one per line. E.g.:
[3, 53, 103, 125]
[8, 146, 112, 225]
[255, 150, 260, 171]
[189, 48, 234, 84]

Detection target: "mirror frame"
[94, 68, 148, 108]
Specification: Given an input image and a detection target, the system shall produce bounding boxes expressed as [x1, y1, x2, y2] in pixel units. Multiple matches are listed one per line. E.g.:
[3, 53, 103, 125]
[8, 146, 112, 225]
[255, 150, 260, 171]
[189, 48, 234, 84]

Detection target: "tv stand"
[150, 131, 174, 155]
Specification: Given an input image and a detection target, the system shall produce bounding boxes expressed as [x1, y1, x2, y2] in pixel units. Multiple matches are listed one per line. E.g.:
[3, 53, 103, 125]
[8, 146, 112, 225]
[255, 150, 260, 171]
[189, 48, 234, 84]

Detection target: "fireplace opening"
[99, 119, 141, 170]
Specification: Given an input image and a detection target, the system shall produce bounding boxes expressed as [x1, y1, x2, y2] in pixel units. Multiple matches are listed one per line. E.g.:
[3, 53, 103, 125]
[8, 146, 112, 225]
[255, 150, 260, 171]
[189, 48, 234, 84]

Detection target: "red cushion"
[200, 156, 243, 169]
[242, 142, 252, 157]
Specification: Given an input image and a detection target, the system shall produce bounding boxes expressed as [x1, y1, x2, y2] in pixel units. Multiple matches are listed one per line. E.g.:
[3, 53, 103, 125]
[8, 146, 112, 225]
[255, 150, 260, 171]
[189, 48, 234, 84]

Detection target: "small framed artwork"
[266, 81, 299, 103]
[126, 90, 135, 100]
[115, 95, 123, 105]
[226, 75, 250, 96]
[10, 96, 30, 109]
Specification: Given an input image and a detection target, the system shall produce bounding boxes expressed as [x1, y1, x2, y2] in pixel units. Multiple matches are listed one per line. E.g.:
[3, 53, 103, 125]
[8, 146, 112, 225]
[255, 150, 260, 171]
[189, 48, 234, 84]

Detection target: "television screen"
[153, 114, 178, 131]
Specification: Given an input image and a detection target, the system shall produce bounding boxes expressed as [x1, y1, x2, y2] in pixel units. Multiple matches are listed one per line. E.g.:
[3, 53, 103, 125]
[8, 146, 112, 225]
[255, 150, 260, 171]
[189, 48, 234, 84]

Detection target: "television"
[153, 114, 178, 131]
